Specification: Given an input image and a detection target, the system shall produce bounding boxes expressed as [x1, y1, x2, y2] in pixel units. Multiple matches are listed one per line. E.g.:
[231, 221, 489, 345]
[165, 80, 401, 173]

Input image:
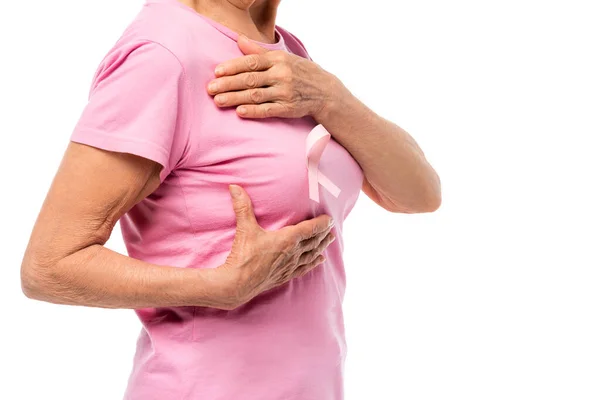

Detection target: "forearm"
[315, 76, 441, 212]
[21, 244, 226, 309]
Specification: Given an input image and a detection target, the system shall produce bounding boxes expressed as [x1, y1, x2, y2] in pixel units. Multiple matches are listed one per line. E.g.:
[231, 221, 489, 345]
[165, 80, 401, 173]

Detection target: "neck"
[179, 0, 280, 44]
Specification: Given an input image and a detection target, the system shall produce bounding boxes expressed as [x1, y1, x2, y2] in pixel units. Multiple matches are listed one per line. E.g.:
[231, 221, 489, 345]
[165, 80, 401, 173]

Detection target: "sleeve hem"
[70, 127, 173, 182]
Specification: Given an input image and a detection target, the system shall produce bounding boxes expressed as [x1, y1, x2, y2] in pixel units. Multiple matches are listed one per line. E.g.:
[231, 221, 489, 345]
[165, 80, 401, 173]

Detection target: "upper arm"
[22, 143, 161, 271]
[22, 40, 191, 272]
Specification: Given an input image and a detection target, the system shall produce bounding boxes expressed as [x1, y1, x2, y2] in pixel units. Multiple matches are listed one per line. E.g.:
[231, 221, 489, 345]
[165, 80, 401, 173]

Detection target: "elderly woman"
[21, 0, 440, 398]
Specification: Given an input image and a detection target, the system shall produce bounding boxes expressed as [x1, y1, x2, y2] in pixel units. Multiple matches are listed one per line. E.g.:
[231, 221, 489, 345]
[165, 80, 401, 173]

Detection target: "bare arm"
[21, 142, 335, 310]
[206, 37, 441, 213]
[317, 88, 442, 214]
[20, 142, 224, 309]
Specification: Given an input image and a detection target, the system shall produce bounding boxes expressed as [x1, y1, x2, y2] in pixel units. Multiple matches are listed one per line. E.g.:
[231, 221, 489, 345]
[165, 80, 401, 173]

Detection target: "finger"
[298, 232, 335, 264]
[299, 228, 333, 252]
[236, 103, 289, 119]
[293, 255, 326, 279]
[287, 214, 334, 242]
[228, 184, 259, 232]
[237, 34, 270, 56]
[207, 72, 275, 95]
[215, 53, 274, 78]
[214, 87, 281, 108]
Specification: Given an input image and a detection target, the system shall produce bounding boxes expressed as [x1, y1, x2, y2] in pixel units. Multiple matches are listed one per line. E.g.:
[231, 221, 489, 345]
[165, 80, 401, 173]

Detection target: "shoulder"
[97, 2, 218, 82]
[276, 25, 313, 61]
[89, 39, 186, 99]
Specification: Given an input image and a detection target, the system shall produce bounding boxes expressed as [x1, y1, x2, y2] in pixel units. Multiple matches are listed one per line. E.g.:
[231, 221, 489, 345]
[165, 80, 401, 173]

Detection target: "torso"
[117, 1, 364, 399]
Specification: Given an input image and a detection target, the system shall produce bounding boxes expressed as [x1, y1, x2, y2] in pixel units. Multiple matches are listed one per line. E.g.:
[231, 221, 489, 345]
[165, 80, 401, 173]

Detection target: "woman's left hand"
[207, 34, 341, 120]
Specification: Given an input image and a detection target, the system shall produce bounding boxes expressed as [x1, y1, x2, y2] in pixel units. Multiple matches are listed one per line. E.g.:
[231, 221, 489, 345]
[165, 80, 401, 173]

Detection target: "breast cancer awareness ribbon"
[306, 124, 341, 203]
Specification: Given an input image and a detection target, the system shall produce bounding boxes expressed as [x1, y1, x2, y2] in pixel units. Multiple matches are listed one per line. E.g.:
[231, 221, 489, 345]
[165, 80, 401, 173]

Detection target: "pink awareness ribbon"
[306, 124, 341, 203]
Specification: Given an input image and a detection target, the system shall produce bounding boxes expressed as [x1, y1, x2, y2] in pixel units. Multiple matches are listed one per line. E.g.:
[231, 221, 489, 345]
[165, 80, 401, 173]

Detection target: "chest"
[176, 91, 363, 236]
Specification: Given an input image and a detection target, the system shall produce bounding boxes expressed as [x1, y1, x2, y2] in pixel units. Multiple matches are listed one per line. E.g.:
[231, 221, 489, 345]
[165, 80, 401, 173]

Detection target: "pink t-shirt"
[70, 0, 364, 399]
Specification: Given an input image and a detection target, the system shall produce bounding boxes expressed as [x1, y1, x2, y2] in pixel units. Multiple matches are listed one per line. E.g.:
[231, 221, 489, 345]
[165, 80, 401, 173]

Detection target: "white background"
[1, 0, 599, 399]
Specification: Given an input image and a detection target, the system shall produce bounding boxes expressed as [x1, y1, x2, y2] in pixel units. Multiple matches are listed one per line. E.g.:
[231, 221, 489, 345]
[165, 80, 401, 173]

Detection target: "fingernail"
[229, 185, 241, 198]
[215, 95, 226, 105]
[238, 106, 247, 115]
[328, 218, 335, 227]
[215, 65, 225, 76]
[208, 81, 218, 92]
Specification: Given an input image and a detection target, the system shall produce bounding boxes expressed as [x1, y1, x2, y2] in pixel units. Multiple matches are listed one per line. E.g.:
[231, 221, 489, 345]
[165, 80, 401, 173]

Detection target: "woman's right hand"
[213, 184, 336, 310]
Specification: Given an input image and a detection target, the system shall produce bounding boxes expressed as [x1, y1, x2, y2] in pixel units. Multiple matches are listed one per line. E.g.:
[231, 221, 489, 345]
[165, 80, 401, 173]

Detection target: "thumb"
[237, 34, 269, 55]
[228, 184, 259, 231]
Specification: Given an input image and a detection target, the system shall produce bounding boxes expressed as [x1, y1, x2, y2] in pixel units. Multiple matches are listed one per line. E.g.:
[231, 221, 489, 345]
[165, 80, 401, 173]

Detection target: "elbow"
[21, 259, 45, 301]
[389, 193, 441, 214]
[424, 195, 442, 213]
[20, 255, 59, 302]
[419, 187, 442, 213]
[388, 182, 442, 214]
[21, 267, 40, 301]
[411, 173, 442, 213]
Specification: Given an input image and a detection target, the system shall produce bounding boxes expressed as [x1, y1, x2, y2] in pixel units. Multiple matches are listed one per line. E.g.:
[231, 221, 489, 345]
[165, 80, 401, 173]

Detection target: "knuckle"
[275, 64, 292, 80]
[250, 88, 262, 103]
[289, 240, 301, 255]
[284, 235, 299, 252]
[280, 103, 294, 117]
[280, 248, 294, 261]
[246, 55, 260, 71]
[311, 230, 324, 243]
[234, 203, 251, 215]
[273, 51, 287, 63]
[261, 104, 273, 118]
[299, 237, 314, 252]
[276, 67, 293, 83]
[283, 88, 294, 100]
[311, 224, 320, 237]
[277, 235, 293, 252]
[281, 63, 293, 76]
[244, 72, 258, 88]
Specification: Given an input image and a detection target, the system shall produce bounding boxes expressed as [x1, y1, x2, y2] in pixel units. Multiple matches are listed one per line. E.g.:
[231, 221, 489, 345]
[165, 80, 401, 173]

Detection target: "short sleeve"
[70, 40, 191, 183]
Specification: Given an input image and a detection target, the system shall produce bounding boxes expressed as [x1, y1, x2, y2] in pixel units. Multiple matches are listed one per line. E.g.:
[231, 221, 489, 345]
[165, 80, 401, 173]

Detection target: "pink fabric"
[306, 124, 342, 203]
[70, 0, 364, 399]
